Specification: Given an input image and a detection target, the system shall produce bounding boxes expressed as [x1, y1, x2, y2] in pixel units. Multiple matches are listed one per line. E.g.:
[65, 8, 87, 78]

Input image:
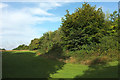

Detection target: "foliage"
[60, 3, 106, 50]
[15, 3, 118, 64]
[13, 44, 29, 50]
[0, 48, 6, 50]
[67, 35, 118, 63]
[29, 38, 40, 50]
[31, 30, 62, 54]
[105, 10, 118, 36]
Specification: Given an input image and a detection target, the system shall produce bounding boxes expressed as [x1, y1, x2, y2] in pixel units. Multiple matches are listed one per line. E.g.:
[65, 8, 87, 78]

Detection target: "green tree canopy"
[13, 44, 29, 50]
[60, 3, 106, 51]
[29, 38, 40, 50]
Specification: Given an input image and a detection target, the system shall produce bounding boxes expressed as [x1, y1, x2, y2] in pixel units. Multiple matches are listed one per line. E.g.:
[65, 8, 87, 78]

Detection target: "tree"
[29, 38, 40, 50]
[38, 30, 62, 53]
[13, 44, 29, 50]
[60, 3, 106, 51]
[104, 11, 118, 36]
[0, 48, 6, 50]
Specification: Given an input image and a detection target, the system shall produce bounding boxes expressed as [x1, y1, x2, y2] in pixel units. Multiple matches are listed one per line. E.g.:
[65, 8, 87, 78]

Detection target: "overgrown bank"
[13, 3, 119, 65]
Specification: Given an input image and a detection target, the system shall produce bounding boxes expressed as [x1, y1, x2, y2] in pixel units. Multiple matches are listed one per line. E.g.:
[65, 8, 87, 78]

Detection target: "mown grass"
[2, 51, 65, 78]
[50, 63, 89, 78]
[51, 61, 118, 78]
[2, 51, 118, 79]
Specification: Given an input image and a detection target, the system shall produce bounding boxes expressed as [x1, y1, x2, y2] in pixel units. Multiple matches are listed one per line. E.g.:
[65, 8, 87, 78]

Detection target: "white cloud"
[22, 7, 54, 16]
[38, 2, 62, 10]
[0, 2, 63, 50]
[0, 3, 8, 8]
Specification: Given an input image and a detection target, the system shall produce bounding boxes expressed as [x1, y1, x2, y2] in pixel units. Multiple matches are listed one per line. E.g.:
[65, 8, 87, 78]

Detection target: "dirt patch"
[80, 56, 111, 65]
[63, 57, 77, 63]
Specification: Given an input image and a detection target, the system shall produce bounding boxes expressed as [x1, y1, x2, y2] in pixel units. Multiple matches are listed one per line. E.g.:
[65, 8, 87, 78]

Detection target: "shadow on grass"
[40, 43, 69, 60]
[2, 51, 65, 79]
[73, 63, 118, 79]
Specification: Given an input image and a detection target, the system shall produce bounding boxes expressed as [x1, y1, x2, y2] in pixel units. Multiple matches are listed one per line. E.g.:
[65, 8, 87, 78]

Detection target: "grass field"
[50, 61, 118, 78]
[2, 51, 118, 78]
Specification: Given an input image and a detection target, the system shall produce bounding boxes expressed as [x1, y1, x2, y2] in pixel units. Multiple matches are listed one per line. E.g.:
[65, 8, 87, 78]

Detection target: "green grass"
[2, 51, 65, 78]
[2, 50, 36, 54]
[2, 51, 118, 78]
[50, 61, 118, 78]
[50, 63, 89, 78]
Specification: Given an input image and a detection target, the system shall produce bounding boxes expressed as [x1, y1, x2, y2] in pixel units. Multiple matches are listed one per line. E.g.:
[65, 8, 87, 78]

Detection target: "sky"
[0, 1, 119, 50]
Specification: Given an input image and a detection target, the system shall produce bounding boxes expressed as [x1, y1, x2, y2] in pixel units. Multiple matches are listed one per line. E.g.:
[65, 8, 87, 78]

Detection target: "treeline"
[13, 44, 29, 50]
[13, 3, 119, 63]
[0, 48, 6, 50]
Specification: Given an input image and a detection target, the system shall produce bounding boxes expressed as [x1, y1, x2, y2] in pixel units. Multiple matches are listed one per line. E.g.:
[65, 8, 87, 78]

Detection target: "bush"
[65, 35, 118, 64]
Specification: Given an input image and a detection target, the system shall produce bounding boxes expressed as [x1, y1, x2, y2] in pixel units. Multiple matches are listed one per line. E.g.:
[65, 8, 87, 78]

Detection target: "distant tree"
[13, 44, 29, 50]
[0, 48, 6, 50]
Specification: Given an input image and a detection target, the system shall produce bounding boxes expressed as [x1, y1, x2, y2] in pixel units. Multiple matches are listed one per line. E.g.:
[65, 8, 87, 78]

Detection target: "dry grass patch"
[80, 56, 112, 65]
